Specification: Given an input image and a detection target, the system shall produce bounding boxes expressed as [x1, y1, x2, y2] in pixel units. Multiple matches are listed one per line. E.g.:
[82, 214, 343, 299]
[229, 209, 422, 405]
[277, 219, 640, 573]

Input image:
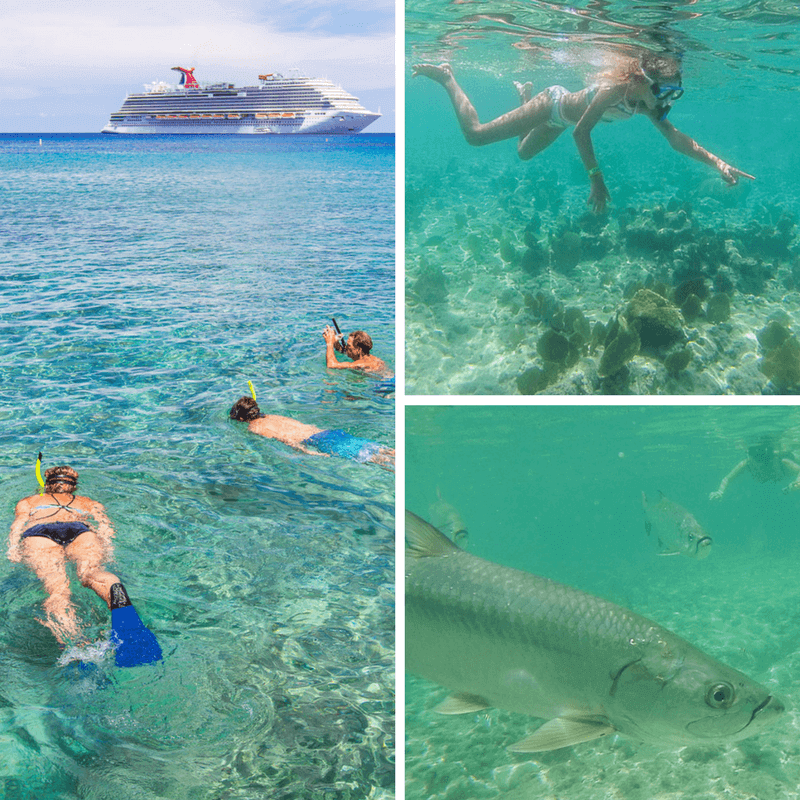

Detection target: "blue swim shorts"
[303, 430, 382, 462]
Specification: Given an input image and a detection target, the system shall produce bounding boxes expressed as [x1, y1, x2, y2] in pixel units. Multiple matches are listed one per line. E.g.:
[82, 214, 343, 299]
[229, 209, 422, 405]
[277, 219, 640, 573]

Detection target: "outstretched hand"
[720, 163, 755, 185]
[323, 325, 337, 344]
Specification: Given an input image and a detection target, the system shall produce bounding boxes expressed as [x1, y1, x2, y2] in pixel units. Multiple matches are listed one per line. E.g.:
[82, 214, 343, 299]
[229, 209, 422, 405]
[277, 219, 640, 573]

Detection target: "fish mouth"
[746, 695, 784, 729]
[695, 536, 712, 558]
[687, 694, 784, 738]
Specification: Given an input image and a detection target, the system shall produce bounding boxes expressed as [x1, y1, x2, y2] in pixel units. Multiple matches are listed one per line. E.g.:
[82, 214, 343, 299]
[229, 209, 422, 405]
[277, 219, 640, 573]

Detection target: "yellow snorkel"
[35, 452, 45, 494]
[248, 381, 257, 401]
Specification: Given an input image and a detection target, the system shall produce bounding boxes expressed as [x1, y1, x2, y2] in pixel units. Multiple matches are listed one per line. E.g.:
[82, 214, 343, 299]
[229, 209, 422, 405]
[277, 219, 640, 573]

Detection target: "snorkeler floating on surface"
[710, 437, 800, 500]
[7, 463, 161, 665]
[323, 325, 392, 378]
[230, 396, 395, 469]
[413, 51, 755, 213]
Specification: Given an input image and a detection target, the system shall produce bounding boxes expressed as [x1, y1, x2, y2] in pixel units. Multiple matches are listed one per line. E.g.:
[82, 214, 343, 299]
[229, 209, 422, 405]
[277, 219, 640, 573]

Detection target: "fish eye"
[706, 682, 735, 709]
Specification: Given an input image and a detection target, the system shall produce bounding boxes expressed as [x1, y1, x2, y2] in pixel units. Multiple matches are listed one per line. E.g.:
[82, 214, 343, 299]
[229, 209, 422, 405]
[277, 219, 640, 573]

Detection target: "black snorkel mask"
[642, 66, 684, 121]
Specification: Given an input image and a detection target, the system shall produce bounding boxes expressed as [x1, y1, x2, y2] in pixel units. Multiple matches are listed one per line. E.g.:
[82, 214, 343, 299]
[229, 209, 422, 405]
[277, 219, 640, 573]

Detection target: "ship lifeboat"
[281, 112, 294, 118]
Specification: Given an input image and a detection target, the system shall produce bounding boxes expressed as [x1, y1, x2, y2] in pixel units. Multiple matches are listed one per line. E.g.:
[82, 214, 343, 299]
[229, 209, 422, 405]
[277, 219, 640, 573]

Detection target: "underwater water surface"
[405, 1, 800, 395]
[406, 404, 800, 800]
[0, 134, 395, 799]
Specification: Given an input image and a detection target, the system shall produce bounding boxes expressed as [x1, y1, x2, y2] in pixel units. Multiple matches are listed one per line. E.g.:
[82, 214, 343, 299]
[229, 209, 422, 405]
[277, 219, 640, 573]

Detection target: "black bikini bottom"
[22, 522, 91, 546]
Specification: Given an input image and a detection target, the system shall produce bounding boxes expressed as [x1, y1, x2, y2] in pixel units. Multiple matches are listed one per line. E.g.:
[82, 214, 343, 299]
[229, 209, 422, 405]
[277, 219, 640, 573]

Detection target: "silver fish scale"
[408, 550, 662, 659]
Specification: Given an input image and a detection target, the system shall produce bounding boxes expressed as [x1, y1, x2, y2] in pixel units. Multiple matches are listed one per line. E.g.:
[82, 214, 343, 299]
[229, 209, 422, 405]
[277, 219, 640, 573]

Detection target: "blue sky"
[1, 0, 395, 132]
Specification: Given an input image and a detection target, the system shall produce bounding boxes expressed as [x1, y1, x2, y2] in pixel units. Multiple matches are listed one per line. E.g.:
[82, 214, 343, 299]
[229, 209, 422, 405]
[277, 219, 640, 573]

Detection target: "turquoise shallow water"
[0, 134, 394, 799]
[406, 405, 800, 799]
[405, 1, 800, 395]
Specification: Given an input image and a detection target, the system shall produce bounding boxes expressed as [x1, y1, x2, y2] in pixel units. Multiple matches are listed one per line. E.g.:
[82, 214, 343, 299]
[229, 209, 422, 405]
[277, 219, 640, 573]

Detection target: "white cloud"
[2, 1, 393, 89]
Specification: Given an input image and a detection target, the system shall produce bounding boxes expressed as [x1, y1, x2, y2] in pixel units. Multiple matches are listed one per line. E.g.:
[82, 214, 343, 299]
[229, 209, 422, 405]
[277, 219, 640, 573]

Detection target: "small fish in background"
[428, 487, 469, 547]
[643, 491, 712, 559]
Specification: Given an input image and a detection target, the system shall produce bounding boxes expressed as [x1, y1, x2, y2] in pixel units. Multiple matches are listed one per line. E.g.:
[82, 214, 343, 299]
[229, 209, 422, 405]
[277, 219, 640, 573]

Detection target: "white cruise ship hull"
[102, 112, 379, 135]
[102, 70, 381, 135]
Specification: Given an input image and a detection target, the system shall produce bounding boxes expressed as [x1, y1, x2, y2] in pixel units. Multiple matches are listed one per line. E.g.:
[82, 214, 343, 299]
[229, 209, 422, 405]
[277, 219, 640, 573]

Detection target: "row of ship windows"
[114, 113, 352, 121]
[129, 92, 354, 102]
[121, 101, 363, 110]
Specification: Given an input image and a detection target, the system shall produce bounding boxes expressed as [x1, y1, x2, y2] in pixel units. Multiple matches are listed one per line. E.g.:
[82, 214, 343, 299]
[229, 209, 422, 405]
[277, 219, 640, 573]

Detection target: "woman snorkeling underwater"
[413, 51, 754, 213]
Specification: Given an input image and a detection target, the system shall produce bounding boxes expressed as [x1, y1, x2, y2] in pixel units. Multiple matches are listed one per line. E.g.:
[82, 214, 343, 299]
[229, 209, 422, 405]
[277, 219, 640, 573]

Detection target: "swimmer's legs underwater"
[21, 536, 82, 644]
[414, 63, 562, 148]
[21, 533, 162, 666]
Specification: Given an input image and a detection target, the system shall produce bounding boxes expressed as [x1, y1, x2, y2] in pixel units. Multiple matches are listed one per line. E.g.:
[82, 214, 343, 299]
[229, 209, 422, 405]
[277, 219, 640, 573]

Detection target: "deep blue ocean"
[0, 133, 394, 799]
[406, 404, 800, 799]
[405, 0, 800, 394]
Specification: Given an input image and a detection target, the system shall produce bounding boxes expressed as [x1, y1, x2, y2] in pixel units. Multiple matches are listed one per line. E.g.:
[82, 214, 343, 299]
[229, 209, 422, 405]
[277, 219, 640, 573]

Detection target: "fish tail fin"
[405, 510, 461, 558]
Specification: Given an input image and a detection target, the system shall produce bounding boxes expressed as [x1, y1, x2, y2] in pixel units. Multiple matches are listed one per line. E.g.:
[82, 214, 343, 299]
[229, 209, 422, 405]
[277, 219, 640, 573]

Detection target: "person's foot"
[412, 63, 454, 85]
[513, 80, 534, 104]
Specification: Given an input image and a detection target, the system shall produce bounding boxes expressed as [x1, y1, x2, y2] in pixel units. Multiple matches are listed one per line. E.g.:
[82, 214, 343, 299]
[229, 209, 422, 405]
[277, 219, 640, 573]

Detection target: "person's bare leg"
[413, 63, 555, 145]
[518, 124, 566, 160]
[67, 533, 120, 607]
[21, 537, 81, 643]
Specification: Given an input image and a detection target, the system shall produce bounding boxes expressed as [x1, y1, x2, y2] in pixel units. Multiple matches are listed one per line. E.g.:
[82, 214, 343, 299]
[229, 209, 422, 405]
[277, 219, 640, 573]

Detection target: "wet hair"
[640, 52, 682, 84]
[348, 330, 373, 356]
[230, 396, 261, 422]
[594, 49, 682, 89]
[44, 465, 78, 493]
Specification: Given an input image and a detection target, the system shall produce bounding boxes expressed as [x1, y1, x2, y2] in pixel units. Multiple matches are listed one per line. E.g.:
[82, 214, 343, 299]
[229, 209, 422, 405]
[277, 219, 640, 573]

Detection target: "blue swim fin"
[109, 583, 162, 668]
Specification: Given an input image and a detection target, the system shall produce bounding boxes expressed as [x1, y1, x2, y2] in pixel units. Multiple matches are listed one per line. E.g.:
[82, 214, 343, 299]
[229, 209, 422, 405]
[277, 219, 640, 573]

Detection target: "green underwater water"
[406, 404, 800, 800]
[405, 1, 800, 395]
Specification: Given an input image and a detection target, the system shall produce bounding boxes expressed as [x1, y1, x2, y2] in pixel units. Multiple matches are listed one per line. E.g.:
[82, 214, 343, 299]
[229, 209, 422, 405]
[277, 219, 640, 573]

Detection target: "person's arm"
[89, 501, 116, 558]
[709, 459, 748, 500]
[781, 458, 800, 493]
[648, 113, 755, 184]
[323, 326, 357, 370]
[572, 85, 628, 213]
[7, 499, 31, 562]
[292, 443, 331, 457]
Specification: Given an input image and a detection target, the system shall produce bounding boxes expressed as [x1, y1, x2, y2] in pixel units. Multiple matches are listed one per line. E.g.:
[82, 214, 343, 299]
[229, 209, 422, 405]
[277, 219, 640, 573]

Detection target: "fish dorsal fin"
[508, 717, 615, 752]
[406, 510, 461, 558]
[434, 693, 491, 715]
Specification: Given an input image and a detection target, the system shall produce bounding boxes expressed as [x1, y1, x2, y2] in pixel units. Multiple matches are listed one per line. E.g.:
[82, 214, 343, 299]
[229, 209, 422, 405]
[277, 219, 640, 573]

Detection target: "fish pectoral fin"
[434, 692, 492, 715]
[656, 538, 680, 556]
[507, 717, 615, 752]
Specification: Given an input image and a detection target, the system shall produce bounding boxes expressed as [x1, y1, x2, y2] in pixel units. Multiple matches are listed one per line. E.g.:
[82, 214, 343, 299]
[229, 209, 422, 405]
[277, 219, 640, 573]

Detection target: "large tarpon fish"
[643, 491, 713, 559]
[405, 510, 783, 753]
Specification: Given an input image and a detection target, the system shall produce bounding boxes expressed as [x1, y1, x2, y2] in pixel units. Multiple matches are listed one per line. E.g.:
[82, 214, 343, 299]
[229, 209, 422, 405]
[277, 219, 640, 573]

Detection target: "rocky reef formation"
[405, 153, 800, 395]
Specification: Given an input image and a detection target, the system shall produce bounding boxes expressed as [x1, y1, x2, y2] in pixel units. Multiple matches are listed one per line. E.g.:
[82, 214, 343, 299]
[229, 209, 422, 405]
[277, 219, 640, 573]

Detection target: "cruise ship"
[102, 66, 380, 135]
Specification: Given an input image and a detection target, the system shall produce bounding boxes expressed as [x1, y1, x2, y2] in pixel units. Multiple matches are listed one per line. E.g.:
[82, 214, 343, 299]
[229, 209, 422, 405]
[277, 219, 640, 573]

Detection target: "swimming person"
[7, 465, 161, 665]
[710, 438, 800, 500]
[229, 396, 395, 469]
[323, 325, 392, 378]
[413, 50, 755, 213]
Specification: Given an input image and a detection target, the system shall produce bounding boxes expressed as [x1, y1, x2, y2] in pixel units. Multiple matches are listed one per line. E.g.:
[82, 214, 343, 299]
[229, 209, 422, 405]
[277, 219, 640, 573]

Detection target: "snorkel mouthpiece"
[35, 452, 45, 495]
